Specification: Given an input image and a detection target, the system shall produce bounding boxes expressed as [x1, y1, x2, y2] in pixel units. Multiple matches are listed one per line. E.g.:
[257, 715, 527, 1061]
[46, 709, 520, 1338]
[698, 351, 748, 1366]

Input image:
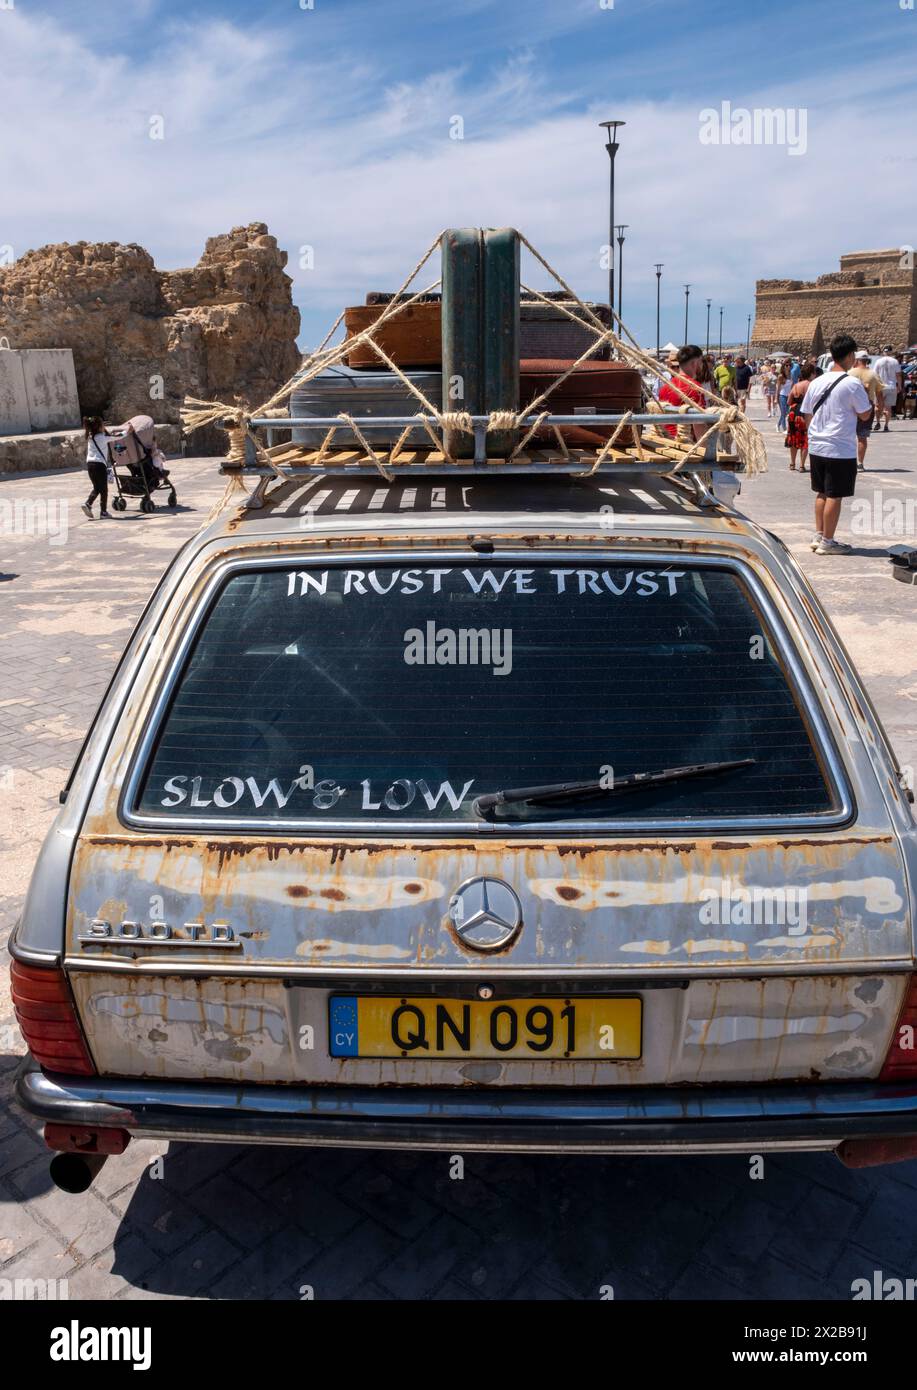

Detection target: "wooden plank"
[322, 450, 365, 468]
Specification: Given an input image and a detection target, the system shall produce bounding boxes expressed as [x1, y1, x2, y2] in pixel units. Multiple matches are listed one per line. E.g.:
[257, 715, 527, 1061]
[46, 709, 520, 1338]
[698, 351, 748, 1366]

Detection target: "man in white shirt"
[801, 333, 873, 556]
[871, 345, 903, 431]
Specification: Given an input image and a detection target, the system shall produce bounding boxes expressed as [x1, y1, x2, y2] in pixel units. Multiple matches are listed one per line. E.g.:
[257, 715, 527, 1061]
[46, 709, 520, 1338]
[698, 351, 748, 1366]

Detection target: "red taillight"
[10, 961, 95, 1076]
[880, 974, 917, 1081]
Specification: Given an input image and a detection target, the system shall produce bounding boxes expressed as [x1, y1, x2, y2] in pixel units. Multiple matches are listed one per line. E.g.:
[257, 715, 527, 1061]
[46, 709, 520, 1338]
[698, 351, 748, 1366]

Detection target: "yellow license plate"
[328, 995, 642, 1060]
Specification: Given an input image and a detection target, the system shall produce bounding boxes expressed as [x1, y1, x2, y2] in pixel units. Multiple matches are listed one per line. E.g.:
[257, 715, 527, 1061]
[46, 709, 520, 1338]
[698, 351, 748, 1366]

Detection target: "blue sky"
[1, 0, 915, 353]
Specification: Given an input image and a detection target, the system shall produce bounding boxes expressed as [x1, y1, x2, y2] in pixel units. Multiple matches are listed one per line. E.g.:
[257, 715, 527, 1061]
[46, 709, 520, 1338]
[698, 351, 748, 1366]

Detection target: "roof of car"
[199, 472, 758, 548]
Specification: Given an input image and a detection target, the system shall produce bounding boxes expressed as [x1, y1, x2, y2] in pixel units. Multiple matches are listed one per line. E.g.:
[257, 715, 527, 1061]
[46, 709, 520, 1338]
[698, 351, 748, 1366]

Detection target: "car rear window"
[134, 560, 838, 825]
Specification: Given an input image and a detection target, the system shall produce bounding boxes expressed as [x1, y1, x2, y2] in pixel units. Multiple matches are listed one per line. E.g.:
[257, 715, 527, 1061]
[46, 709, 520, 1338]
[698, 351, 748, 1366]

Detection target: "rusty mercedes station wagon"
[11, 456, 917, 1189]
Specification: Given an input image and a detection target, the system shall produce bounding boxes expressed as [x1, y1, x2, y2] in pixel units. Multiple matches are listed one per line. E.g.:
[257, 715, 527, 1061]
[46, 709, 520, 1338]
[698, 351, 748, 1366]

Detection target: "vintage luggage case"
[365, 291, 441, 306]
[344, 302, 441, 369]
[441, 227, 520, 456]
[520, 298, 612, 361]
[290, 366, 443, 449]
[520, 358, 643, 409]
[519, 358, 644, 444]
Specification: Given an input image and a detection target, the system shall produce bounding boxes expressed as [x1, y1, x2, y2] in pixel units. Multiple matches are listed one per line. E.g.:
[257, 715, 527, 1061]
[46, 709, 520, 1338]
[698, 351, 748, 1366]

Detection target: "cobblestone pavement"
[2, 408, 917, 1300]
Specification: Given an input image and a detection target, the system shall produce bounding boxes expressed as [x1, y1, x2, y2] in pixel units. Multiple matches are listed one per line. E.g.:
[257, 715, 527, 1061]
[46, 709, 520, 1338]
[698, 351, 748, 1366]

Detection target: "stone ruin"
[0, 222, 301, 456]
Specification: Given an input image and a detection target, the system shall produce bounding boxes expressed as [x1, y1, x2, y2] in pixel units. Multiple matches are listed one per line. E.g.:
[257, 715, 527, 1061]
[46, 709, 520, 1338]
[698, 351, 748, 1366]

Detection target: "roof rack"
[224, 410, 733, 474]
[220, 410, 744, 512]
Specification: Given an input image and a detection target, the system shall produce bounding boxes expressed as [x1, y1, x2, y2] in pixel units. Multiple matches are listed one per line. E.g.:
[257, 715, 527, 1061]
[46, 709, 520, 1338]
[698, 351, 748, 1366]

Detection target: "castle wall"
[754, 249, 916, 354]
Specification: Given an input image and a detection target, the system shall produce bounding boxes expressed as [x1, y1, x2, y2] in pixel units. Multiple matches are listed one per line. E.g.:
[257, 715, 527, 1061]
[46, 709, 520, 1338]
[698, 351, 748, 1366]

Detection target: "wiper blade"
[472, 759, 756, 817]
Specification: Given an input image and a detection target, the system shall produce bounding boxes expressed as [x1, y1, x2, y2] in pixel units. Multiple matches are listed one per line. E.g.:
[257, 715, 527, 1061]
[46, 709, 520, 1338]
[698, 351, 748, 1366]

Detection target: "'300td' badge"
[78, 920, 241, 949]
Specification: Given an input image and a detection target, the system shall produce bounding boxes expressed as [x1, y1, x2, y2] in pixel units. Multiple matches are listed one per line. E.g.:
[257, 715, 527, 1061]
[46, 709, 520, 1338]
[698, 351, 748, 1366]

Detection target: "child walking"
[81, 416, 120, 519]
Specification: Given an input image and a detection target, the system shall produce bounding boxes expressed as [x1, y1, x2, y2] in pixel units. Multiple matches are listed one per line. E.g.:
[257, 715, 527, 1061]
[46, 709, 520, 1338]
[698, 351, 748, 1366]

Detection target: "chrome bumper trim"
[16, 1060, 917, 1155]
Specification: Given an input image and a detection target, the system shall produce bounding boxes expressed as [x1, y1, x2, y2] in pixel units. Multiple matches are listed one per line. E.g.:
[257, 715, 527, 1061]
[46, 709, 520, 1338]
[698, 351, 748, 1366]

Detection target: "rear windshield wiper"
[472, 759, 756, 817]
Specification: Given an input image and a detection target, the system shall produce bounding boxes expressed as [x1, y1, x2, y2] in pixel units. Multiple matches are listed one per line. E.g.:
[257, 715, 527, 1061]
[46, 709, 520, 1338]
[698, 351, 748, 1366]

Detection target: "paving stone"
[667, 1264, 748, 1300]
[450, 1229, 548, 1300]
[207, 1226, 321, 1300]
[847, 1186, 917, 1272]
[135, 1228, 242, 1298]
[180, 1173, 289, 1246]
[768, 1186, 862, 1278]
[297, 1218, 401, 1299]
[373, 1214, 484, 1299]
[261, 1168, 362, 1246]
[346, 1169, 438, 1241]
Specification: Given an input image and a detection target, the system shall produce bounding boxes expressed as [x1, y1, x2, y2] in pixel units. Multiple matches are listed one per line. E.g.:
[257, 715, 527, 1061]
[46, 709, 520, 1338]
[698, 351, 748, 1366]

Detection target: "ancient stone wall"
[753, 248, 916, 355]
[0, 224, 301, 452]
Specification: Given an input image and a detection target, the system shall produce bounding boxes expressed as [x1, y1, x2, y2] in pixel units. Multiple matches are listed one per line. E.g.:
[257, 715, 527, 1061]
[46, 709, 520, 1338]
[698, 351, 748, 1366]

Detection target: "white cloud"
[0, 5, 914, 350]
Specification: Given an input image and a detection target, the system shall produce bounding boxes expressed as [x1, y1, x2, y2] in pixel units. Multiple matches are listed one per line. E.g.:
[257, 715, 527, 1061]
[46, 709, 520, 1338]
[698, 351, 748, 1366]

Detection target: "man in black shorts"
[801, 333, 873, 556]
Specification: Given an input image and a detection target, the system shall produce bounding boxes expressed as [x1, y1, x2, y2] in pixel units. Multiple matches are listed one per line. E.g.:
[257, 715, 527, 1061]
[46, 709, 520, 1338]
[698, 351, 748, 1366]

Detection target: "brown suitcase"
[520, 300, 611, 361]
[344, 302, 441, 369]
[519, 359, 644, 444]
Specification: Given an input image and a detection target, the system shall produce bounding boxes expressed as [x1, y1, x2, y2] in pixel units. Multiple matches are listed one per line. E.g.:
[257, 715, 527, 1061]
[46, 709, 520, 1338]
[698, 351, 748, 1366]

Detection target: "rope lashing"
[388, 423, 414, 463]
[313, 424, 340, 467]
[508, 411, 550, 462]
[181, 227, 768, 511]
[338, 413, 394, 482]
[575, 412, 635, 478]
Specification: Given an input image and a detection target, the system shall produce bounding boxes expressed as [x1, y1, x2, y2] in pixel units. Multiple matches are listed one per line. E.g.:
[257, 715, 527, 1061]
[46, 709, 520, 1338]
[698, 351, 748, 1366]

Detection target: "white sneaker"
[816, 538, 852, 555]
[809, 532, 823, 551]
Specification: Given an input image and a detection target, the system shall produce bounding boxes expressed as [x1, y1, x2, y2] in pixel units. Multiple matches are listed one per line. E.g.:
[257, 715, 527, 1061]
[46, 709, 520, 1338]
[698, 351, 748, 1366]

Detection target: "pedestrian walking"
[871, 345, 903, 431]
[785, 363, 816, 471]
[848, 350, 884, 468]
[714, 354, 736, 402]
[903, 353, 917, 419]
[802, 334, 873, 557]
[760, 362, 777, 416]
[776, 361, 792, 430]
[735, 355, 752, 412]
[81, 416, 120, 520]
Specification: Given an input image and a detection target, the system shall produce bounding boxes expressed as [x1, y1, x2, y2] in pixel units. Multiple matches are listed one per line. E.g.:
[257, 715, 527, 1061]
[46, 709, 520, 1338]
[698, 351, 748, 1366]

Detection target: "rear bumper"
[16, 1058, 917, 1155]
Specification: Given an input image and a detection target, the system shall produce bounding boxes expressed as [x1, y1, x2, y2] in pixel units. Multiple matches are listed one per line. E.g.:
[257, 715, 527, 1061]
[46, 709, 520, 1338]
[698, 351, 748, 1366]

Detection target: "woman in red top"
[785, 363, 816, 471]
[659, 345, 708, 440]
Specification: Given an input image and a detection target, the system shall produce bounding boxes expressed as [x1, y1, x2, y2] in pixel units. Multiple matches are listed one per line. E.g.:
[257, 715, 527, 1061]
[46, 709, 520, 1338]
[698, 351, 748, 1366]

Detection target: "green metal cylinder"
[441, 228, 520, 457]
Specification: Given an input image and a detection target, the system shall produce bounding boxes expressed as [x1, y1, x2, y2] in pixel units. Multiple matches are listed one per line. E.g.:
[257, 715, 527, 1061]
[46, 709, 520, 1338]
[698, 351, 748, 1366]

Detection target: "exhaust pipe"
[43, 1123, 130, 1191]
[49, 1150, 109, 1193]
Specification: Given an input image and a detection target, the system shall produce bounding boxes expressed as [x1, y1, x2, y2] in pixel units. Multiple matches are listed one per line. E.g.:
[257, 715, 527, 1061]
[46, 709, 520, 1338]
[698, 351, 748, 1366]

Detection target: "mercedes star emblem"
[447, 876, 523, 952]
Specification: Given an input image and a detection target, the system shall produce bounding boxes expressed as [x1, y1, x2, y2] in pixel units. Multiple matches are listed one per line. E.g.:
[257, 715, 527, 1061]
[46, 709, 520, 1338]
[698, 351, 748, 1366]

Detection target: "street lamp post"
[718, 307, 724, 356]
[655, 264, 663, 359]
[746, 313, 752, 356]
[683, 284, 691, 344]
[706, 299, 712, 354]
[599, 120, 625, 334]
[615, 225, 628, 323]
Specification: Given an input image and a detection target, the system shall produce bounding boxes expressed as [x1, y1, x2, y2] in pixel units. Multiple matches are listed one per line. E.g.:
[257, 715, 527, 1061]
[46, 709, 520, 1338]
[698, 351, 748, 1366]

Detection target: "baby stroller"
[108, 415, 177, 513]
